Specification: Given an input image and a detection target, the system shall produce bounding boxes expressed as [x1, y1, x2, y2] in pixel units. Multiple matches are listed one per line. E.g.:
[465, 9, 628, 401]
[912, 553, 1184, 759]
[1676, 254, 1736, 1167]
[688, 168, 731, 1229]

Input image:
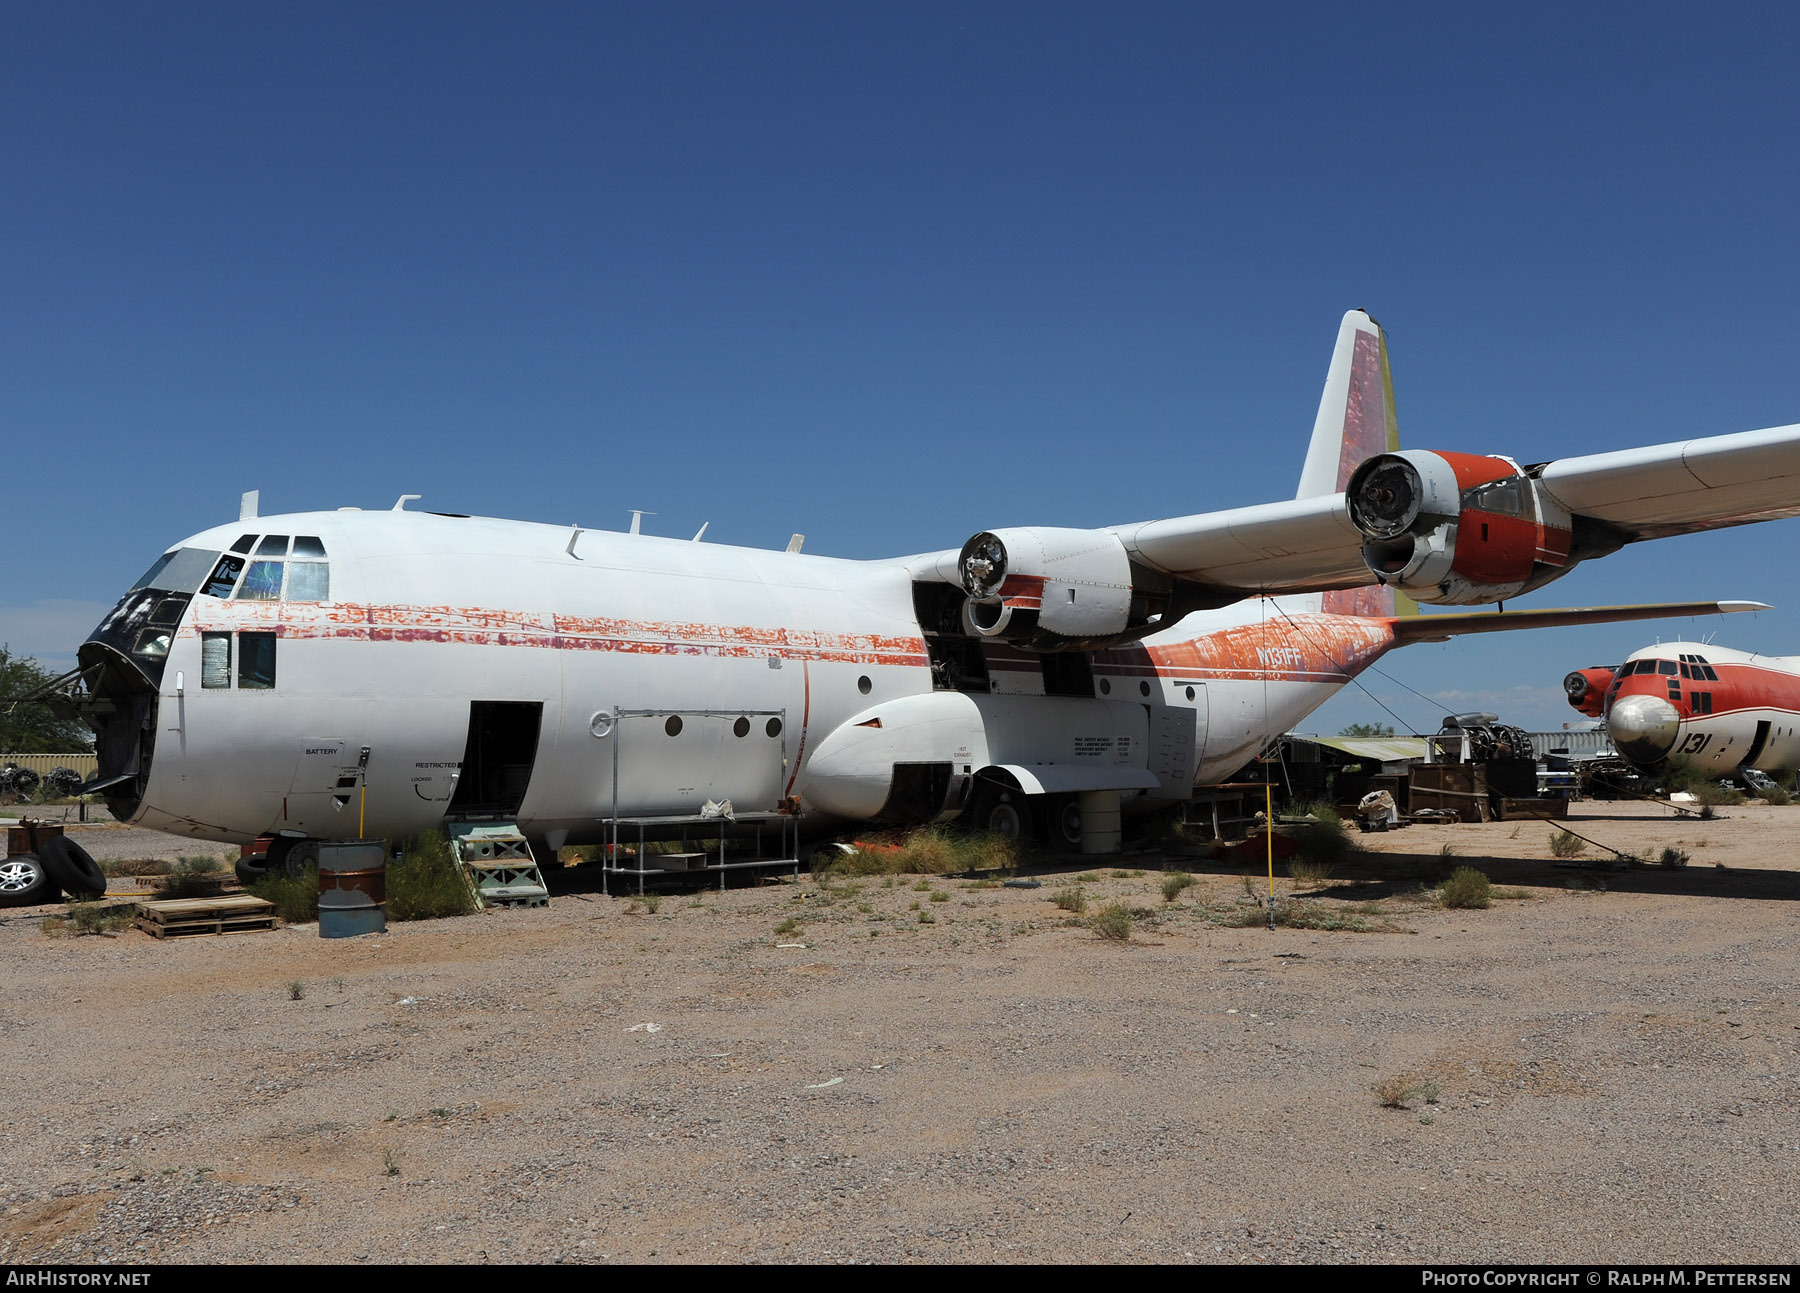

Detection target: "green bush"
[1284, 803, 1359, 871]
[1439, 866, 1492, 909]
[388, 828, 476, 921]
[1161, 872, 1197, 902]
[1548, 829, 1587, 859]
[1089, 901, 1133, 941]
[1052, 885, 1087, 913]
[812, 828, 1019, 877]
[249, 869, 320, 923]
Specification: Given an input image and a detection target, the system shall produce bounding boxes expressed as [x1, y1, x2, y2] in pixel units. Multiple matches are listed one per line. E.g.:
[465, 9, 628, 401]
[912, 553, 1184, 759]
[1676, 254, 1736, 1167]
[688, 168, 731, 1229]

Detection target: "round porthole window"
[858, 675, 872, 695]
[766, 717, 782, 738]
[1139, 680, 1151, 697]
[1185, 686, 1196, 701]
[1099, 678, 1111, 695]
[665, 715, 683, 737]
[589, 710, 614, 738]
[733, 716, 750, 738]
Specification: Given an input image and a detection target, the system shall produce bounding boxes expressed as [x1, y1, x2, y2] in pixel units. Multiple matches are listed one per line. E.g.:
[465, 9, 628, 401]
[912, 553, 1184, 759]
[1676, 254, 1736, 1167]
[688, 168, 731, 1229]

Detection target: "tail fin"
[1296, 309, 1397, 499]
[1296, 311, 1407, 618]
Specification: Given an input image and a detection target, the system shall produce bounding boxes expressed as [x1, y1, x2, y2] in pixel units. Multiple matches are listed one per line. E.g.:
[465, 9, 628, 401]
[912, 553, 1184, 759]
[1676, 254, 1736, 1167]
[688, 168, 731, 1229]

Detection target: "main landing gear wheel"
[965, 785, 1027, 842]
[1049, 795, 1084, 852]
[0, 854, 57, 907]
[40, 836, 106, 898]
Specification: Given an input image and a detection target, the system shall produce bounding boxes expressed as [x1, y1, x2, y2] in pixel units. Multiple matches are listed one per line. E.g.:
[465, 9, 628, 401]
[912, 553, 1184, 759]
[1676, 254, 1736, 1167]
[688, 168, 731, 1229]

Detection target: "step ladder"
[447, 823, 549, 908]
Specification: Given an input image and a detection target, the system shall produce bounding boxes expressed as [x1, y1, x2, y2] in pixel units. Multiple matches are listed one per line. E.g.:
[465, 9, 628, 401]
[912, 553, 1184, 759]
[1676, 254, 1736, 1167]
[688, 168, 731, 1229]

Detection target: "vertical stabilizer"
[1297, 311, 1406, 618]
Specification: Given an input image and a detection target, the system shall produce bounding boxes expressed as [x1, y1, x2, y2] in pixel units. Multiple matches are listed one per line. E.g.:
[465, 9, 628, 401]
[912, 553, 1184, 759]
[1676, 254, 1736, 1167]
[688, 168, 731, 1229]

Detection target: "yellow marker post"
[359, 783, 366, 838]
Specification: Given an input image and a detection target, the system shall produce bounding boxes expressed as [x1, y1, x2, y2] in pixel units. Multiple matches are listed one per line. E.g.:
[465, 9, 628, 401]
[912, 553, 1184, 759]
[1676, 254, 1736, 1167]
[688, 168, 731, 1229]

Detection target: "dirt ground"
[0, 800, 1795, 1265]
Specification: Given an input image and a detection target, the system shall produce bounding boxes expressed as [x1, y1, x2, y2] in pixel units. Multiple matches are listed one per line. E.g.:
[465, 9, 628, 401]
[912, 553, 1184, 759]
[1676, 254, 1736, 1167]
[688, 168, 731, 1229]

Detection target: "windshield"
[130, 548, 223, 595]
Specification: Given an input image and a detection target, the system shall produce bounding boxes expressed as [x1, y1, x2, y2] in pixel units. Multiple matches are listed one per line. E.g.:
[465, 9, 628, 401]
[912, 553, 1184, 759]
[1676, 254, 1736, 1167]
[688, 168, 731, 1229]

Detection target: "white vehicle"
[56, 312, 1797, 862]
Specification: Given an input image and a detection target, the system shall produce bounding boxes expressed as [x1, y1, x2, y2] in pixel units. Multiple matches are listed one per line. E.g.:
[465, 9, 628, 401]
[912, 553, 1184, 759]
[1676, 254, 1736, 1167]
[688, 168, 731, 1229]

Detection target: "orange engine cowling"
[1347, 450, 1576, 605]
[1564, 666, 1617, 717]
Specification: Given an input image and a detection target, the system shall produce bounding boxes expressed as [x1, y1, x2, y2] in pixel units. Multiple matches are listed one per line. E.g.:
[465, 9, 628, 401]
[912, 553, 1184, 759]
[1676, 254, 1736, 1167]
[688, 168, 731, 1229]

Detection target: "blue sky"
[4, 3, 1798, 733]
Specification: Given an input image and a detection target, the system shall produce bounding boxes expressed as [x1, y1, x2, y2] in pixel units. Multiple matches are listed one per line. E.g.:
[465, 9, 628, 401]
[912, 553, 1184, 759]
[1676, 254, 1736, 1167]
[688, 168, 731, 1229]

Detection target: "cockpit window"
[230, 534, 257, 554]
[238, 561, 284, 600]
[287, 561, 330, 601]
[1658, 660, 1678, 675]
[293, 536, 327, 558]
[129, 548, 220, 595]
[202, 554, 246, 599]
[256, 535, 290, 556]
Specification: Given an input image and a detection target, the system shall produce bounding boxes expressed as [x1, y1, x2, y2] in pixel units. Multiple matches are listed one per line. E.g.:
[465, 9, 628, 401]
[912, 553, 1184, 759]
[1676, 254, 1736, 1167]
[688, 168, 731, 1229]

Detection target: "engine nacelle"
[954, 527, 1153, 649]
[1565, 666, 1616, 718]
[1346, 450, 1574, 605]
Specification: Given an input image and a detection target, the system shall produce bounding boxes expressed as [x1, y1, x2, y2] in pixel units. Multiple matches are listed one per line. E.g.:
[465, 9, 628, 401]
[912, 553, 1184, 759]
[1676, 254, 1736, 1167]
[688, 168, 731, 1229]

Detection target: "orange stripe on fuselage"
[181, 602, 1397, 686]
[183, 601, 931, 667]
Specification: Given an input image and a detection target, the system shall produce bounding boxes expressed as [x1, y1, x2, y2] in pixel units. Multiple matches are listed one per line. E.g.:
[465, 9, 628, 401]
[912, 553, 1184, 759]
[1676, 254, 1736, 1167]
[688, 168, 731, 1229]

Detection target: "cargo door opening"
[448, 701, 544, 818]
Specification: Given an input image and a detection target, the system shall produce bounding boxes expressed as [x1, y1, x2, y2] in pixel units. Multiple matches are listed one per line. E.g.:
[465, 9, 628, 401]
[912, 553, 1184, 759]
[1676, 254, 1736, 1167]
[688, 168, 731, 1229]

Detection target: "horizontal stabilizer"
[1390, 600, 1769, 644]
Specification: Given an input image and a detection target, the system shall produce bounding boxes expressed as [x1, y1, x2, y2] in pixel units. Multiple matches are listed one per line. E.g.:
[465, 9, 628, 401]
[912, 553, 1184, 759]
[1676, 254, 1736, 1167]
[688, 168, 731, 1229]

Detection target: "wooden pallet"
[136, 894, 277, 939]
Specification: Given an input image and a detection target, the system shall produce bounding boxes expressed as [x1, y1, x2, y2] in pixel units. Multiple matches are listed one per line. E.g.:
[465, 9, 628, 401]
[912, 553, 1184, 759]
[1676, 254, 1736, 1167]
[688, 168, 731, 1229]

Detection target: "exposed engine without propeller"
[1346, 450, 1594, 604]
[1564, 666, 1617, 718]
[948, 527, 1181, 651]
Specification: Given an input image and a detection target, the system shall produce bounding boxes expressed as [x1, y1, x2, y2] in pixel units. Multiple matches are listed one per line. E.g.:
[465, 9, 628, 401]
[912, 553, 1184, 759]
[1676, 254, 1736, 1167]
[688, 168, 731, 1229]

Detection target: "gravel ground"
[0, 802, 1795, 1264]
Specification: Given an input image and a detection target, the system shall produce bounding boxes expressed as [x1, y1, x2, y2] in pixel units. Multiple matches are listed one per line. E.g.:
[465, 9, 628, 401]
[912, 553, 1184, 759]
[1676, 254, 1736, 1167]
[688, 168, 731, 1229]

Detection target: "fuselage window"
[202, 555, 246, 599]
[287, 561, 330, 602]
[238, 632, 277, 689]
[201, 633, 232, 688]
[238, 561, 284, 600]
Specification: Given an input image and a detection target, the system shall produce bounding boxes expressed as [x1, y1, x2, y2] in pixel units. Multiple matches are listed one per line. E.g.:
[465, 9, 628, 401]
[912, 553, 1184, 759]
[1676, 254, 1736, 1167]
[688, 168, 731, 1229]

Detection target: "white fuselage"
[91, 509, 1394, 846]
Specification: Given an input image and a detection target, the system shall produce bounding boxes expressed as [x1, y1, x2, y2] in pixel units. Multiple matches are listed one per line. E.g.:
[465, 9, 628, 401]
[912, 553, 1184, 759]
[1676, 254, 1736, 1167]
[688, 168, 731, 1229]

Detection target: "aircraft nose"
[1607, 694, 1681, 763]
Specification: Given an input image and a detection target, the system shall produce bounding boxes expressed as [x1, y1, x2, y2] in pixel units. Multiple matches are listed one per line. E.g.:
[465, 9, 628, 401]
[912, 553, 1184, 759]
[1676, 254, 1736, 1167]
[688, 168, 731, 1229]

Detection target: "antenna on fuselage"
[692, 522, 709, 543]
[786, 534, 805, 553]
[239, 490, 259, 520]
[393, 494, 421, 511]
[628, 510, 655, 535]
[566, 525, 584, 557]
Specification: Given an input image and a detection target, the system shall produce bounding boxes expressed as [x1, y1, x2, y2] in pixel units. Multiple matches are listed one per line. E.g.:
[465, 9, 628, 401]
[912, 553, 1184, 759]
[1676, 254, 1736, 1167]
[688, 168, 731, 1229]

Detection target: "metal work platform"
[599, 706, 801, 894]
[448, 822, 550, 908]
[599, 811, 802, 895]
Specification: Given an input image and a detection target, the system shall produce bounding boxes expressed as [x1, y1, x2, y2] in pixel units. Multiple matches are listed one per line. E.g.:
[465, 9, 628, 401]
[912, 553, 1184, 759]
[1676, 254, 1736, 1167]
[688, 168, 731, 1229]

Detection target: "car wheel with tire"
[0, 854, 58, 907]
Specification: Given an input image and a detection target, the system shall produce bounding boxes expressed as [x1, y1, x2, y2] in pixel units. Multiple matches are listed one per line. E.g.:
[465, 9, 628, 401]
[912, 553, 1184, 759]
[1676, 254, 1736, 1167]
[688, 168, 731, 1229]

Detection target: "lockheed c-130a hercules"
[36, 310, 1800, 878]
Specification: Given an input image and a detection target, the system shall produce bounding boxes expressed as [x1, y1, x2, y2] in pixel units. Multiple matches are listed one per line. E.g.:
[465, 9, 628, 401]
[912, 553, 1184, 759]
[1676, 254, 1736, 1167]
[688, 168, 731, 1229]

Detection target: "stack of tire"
[0, 836, 107, 907]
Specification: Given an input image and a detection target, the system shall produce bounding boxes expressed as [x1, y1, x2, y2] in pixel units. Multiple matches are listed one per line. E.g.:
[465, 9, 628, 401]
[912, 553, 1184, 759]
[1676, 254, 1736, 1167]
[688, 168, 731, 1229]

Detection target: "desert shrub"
[1161, 872, 1196, 902]
[812, 828, 1019, 877]
[249, 868, 320, 923]
[1756, 785, 1790, 806]
[1052, 885, 1087, 913]
[1548, 829, 1587, 859]
[101, 857, 172, 877]
[1693, 781, 1744, 807]
[1657, 846, 1691, 869]
[1285, 804, 1359, 871]
[1374, 1074, 1440, 1109]
[1089, 901, 1133, 941]
[66, 902, 132, 935]
[388, 828, 476, 921]
[1439, 866, 1492, 909]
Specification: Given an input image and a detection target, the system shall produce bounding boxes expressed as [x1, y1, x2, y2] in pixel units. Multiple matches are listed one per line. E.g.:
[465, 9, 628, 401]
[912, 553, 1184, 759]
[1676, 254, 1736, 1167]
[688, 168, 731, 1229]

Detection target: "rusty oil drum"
[317, 840, 387, 938]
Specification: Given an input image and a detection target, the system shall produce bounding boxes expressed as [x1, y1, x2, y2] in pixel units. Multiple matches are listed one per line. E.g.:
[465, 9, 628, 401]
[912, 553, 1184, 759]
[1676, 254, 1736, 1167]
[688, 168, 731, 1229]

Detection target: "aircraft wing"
[1532, 424, 1800, 541]
[1389, 599, 1770, 644]
[900, 311, 1800, 651]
